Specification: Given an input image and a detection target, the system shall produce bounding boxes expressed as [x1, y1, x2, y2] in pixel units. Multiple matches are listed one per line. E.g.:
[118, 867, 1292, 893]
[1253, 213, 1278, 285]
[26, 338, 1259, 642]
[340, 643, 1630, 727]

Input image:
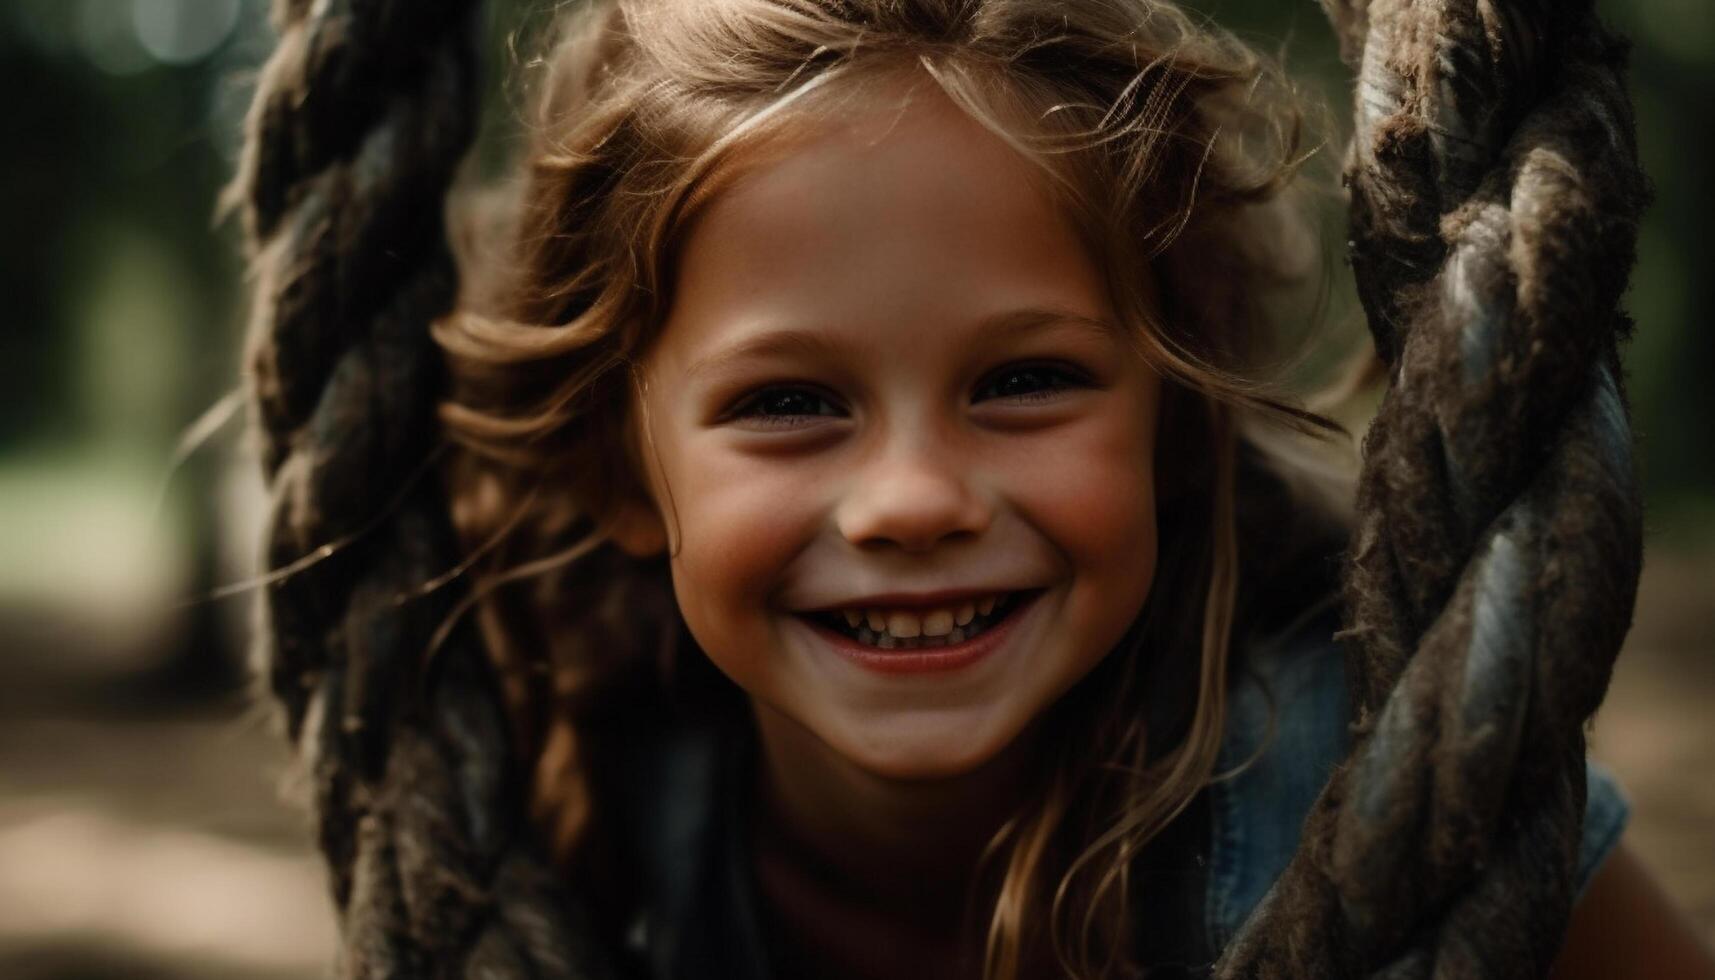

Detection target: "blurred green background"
[0, 1, 1708, 977]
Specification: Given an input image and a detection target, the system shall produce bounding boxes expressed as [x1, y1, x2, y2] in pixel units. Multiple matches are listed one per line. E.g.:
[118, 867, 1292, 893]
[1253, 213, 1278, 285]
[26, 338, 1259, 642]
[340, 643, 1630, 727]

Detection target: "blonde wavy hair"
[433, 1, 1348, 976]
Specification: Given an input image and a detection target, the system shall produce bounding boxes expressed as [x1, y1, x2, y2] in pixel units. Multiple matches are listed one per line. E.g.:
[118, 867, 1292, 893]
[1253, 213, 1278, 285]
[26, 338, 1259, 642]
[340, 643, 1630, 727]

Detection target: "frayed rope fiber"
[234, 0, 1645, 977]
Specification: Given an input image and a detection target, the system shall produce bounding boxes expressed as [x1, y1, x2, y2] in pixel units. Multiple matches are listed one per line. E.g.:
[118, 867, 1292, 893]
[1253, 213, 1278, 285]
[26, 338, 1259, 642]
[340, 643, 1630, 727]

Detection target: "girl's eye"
[974, 362, 1092, 403]
[727, 386, 844, 427]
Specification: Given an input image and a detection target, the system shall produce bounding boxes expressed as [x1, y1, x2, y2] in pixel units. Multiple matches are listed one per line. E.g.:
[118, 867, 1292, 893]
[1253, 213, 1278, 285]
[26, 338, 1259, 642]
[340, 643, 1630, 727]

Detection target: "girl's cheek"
[662, 442, 824, 656]
[993, 408, 1159, 608]
[678, 449, 820, 567]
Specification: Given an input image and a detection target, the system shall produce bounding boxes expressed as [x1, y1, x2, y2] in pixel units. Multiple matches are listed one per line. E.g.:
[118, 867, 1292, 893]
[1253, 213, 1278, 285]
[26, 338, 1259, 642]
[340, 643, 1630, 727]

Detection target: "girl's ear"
[608, 497, 669, 557]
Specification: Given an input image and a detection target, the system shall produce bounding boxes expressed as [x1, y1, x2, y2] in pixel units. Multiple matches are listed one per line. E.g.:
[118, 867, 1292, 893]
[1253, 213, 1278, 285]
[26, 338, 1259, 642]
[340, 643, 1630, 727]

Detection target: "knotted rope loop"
[1216, 1, 1646, 977]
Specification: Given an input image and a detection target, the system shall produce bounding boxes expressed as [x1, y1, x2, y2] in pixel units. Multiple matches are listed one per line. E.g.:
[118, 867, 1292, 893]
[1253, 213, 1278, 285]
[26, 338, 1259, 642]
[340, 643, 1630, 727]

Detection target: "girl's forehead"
[662, 84, 1111, 339]
[680, 66, 1070, 244]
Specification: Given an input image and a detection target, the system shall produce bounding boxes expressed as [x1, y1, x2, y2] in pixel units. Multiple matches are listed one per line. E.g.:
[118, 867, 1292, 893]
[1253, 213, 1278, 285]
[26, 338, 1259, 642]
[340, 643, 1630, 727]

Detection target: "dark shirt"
[606, 615, 1628, 979]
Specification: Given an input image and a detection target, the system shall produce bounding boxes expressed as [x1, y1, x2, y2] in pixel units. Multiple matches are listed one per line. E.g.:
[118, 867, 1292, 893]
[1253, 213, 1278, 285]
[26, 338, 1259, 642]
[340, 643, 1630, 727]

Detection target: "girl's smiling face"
[627, 84, 1162, 780]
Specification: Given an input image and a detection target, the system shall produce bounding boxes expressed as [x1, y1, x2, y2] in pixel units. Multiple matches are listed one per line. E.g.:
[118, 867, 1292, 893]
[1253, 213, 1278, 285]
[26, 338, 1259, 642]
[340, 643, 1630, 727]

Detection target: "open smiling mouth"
[801, 590, 1040, 650]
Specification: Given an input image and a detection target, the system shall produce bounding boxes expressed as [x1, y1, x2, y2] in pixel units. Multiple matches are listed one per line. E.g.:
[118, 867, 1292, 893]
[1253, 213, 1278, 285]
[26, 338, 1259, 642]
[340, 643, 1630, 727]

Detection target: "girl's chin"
[748, 687, 1031, 782]
[816, 710, 1044, 783]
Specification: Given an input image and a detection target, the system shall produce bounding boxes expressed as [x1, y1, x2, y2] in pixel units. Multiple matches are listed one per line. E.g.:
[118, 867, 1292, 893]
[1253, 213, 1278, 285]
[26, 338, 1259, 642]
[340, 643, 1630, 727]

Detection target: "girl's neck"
[747, 702, 1044, 922]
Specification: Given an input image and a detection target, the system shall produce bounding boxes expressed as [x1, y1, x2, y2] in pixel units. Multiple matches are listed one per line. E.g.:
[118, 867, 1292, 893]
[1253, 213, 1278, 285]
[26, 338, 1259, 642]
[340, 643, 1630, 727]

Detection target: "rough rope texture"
[234, 0, 616, 976]
[234, 0, 1645, 977]
[1216, 0, 1646, 977]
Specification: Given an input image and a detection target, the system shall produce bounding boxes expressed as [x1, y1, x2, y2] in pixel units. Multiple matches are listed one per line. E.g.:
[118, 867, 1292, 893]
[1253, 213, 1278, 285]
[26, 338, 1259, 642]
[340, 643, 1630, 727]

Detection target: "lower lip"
[798, 592, 1042, 675]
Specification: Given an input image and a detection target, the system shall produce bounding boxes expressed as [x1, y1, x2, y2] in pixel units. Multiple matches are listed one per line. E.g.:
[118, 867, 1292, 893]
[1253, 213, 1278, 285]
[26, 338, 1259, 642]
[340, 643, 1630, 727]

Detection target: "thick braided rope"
[234, 1, 615, 976]
[1217, 1, 1646, 977]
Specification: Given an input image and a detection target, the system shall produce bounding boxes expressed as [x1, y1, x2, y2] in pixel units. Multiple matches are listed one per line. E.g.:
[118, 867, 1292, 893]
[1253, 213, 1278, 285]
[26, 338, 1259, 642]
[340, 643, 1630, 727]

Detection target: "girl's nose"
[834, 441, 992, 553]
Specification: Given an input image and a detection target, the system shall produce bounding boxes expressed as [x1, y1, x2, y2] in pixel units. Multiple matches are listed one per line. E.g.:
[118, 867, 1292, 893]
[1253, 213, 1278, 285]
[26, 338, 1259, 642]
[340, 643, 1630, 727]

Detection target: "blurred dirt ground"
[0, 613, 334, 980]
[0, 544, 1709, 978]
[1589, 545, 1715, 930]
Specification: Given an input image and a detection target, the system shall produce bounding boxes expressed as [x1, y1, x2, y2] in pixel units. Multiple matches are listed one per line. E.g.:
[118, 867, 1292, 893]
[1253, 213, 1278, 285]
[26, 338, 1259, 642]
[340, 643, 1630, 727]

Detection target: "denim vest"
[1208, 616, 1629, 953]
[615, 622, 1629, 979]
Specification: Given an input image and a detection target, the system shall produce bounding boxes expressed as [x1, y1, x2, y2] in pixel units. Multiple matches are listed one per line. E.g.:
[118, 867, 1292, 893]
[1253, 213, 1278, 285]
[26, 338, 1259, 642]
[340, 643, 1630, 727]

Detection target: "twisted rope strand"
[235, 0, 618, 975]
[1217, 0, 1646, 976]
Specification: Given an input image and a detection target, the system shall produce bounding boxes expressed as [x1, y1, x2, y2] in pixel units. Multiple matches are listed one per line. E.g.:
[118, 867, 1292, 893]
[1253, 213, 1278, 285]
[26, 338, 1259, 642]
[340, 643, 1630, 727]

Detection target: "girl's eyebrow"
[684, 306, 1121, 380]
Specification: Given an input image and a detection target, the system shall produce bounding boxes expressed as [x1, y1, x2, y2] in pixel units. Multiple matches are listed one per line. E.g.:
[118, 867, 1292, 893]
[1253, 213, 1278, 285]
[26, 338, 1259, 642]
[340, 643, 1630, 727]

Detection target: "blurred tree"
[0, 0, 262, 697]
[0, 33, 106, 449]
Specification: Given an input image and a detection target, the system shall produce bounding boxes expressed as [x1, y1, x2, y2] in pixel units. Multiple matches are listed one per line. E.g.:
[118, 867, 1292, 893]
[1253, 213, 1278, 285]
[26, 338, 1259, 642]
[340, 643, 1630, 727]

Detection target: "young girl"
[423, 1, 1703, 977]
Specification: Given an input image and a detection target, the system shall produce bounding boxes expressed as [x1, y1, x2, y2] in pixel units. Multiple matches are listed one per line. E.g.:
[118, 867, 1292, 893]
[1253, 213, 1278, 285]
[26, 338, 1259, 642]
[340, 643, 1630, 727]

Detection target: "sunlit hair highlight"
[433, 1, 1348, 976]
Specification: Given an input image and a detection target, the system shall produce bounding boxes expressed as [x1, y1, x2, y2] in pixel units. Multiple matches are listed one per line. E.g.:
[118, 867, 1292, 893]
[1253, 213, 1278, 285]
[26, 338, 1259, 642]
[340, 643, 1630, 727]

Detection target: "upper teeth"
[838, 595, 1005, 638]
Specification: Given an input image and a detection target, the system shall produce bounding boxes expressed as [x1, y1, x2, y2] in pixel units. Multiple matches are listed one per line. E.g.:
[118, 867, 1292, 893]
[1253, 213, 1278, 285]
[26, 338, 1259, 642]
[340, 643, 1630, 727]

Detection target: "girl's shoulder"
[1207, 609, 1632, 951]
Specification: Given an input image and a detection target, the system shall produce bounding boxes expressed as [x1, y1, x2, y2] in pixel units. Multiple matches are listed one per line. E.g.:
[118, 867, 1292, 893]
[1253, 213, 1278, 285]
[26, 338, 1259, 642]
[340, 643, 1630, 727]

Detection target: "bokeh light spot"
[131, 0, 241, 66]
